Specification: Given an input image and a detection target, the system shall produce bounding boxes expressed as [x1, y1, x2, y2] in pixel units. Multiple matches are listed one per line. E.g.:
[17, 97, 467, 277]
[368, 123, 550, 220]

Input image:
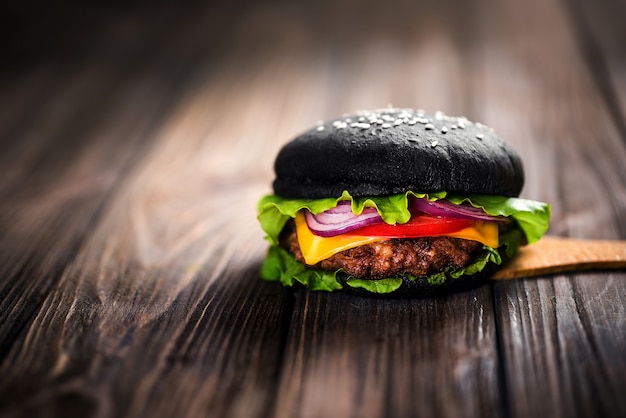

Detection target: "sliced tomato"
[345, 214, 477, 238]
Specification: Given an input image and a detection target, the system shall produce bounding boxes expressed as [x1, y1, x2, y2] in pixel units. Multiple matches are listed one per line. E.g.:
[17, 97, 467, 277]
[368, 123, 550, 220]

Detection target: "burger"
[257, 108, 550, 297]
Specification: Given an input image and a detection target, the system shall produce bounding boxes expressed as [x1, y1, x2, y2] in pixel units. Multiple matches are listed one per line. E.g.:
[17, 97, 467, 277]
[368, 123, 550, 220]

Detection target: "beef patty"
[279, 221, 484, 279]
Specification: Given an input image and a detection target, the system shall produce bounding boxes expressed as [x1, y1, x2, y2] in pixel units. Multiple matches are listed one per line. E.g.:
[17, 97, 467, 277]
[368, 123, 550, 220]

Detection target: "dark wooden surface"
[1, 0, 625, 417]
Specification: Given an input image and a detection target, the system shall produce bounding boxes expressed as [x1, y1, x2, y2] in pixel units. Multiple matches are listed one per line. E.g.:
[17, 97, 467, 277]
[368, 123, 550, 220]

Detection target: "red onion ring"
[305, 201, 383, 237]
[409, 198, 508, 223]
[305, 198, 507, 238]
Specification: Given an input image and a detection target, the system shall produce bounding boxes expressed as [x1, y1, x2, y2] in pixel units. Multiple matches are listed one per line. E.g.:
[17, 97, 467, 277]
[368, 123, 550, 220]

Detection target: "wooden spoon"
[492, 236, 626, 279]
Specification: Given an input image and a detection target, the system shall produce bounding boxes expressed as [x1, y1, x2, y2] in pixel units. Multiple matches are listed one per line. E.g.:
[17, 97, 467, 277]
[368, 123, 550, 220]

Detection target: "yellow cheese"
[295, 212, 499, 265]
[445, 222, 499, 248]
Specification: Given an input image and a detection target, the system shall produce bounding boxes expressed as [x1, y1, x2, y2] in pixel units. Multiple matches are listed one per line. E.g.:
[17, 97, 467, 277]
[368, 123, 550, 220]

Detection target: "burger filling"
[280, 220, 483, 279]
[257, 191, 551, 293]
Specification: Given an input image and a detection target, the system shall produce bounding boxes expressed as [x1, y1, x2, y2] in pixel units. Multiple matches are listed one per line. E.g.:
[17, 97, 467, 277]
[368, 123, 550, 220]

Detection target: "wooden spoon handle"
[492, 236, 626, 280]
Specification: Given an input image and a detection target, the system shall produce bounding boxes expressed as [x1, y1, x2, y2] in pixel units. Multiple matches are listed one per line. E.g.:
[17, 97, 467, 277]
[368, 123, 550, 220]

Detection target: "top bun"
[273, 108, 524, 199]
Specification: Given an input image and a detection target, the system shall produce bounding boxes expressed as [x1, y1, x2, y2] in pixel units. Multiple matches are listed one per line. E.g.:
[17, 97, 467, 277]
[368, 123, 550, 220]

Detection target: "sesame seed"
[457, 122, 465, 129]
[358, 116, 365, 122]
[431, 141, 439, 147]
[408, 119, 417, 125]
[394, 119, 403, 126]
[382, 123, 392, 128]
[359, 123, 371, 129]
[441, 127, 448, 133]
[476, 134, 484, 140]
[424, 123, 434, 130]
[317, 125, 325, 131]
[451, 125, 457, 129]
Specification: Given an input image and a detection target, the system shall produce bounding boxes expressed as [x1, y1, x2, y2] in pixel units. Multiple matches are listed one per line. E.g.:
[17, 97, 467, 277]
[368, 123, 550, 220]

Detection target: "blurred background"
[1, 0, 625, 246]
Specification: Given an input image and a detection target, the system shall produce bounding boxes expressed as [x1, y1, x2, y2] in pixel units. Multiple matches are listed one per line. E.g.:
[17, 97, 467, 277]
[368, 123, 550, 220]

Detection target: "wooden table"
[1, 0, 625, 417]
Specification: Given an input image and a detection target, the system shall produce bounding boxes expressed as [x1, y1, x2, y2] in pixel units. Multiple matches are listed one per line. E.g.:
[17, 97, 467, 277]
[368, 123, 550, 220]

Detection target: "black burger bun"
[273, 108, 524, 199]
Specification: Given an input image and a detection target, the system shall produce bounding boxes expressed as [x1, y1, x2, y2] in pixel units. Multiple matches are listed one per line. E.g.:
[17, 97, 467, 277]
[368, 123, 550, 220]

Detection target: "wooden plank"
[0, 249, 291, 418]
[472, 0, 626, 415]
[0, 70, 163, 362]
[565, 0, 626, 134]
[0, 2, 212, 363]
[0, 63, 304, 414]
[493, 276, 626, 418]
[273, 287, 502, 418]
[0, 2, 335, 413]
[0, 4, 298, 417]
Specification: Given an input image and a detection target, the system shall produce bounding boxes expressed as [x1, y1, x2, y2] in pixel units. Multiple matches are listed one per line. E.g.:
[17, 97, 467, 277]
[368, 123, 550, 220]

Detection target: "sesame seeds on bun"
[273, 108, 524, 200]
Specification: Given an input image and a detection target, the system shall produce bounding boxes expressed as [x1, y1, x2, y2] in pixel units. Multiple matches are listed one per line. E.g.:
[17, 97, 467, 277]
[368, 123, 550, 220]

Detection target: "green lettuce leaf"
[444, 193, 550, 244]
[346, 277, 403, 293]
[261, 245, 343, 291]
[257, 190, 550, 245]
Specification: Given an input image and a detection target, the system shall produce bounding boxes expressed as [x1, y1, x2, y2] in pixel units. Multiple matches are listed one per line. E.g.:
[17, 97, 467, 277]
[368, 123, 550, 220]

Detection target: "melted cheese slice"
[295, 212, 499, 265]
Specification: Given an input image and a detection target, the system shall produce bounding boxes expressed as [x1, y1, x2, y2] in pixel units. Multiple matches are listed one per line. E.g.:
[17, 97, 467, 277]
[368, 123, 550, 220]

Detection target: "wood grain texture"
[0, 0, 625, 417]
[473, 0, 626, 416]
[566, 0, 626, 137]
[0, 3, 296, 417]
[274, 287, 503, 418]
